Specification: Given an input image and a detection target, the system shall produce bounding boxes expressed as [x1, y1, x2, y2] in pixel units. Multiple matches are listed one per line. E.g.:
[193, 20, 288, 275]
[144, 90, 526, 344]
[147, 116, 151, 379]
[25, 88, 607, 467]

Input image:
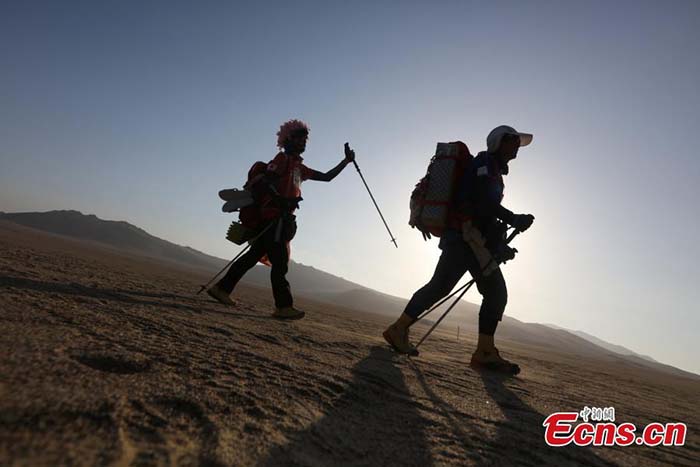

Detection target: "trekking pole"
[413, 228, 522, 323]
[415, 279, 473, 349]
[196, 220, 276, 295]
[414, 281, 471, 322]
[351, 159, 398, 248]
[413, 228, 522, 348]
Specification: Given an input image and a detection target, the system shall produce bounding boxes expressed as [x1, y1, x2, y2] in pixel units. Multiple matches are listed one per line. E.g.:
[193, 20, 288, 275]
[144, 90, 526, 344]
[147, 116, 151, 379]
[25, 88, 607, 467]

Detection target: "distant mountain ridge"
[0, 210, 224, 271]
[2, 210, 697, 380]
[0, 209, 379, 299]
[544, 324, 657, 363]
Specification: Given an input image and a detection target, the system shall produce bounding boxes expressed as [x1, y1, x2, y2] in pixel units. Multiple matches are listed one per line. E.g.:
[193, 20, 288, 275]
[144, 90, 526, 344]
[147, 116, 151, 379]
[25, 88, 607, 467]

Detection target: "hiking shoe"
[206, 284, 236, 306]
[470, 348, 520, 375]
[383, 324, 419, 356]
[272, 306, 305, 320]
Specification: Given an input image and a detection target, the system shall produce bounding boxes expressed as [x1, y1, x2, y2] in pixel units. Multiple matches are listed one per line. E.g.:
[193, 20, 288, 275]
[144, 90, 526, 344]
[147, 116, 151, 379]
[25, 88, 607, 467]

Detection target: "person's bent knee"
[480, 277, 508, 328]
[273, 267, 288, 277]
[493, 287, 507, 314]
[483, 275, 507, 310]
[271, 261, 289, 275]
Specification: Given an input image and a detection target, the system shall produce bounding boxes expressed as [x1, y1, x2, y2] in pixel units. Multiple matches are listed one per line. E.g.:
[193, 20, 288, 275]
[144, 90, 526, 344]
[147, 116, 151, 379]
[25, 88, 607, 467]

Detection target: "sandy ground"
[1, 221, 698, 466]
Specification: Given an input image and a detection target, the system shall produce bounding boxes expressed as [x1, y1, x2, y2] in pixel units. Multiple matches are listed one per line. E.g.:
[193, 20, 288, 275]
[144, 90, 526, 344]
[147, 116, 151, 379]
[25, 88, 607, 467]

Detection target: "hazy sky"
[2, 1, 699, 373]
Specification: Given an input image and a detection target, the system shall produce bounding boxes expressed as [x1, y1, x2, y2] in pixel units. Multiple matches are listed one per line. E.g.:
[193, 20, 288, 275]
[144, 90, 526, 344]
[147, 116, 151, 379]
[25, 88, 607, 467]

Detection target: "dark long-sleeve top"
[469, 151, 515, 227]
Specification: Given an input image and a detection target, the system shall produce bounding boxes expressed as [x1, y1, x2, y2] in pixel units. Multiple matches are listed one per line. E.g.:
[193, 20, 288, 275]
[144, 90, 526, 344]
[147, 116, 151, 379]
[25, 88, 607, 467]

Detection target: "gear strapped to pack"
[409, 141, 474, 240]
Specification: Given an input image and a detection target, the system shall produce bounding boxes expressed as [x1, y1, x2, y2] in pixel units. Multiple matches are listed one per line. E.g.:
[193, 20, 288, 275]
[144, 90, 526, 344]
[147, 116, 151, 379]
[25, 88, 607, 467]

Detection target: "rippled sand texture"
[1, 221, 698, 466]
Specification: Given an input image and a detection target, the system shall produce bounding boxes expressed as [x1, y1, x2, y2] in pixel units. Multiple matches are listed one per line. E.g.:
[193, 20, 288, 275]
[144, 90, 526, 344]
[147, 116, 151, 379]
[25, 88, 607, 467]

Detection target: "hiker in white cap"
[384, 125, 535, 375]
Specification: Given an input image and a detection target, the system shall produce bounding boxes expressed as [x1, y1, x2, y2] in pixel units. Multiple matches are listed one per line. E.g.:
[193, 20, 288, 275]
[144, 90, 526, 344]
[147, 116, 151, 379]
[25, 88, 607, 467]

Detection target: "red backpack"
[409, 141, 473, 240]
[238, 161, 270, 228]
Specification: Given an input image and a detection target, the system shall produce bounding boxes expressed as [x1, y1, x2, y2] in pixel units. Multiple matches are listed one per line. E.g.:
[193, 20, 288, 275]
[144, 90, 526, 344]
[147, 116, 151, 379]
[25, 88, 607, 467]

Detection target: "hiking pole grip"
[506, 228, 521, 244]
[352, 160, 398, 248]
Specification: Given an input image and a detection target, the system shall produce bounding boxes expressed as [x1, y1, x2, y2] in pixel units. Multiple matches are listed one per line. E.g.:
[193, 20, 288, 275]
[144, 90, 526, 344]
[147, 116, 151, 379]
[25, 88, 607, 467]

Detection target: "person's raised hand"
[512, 214, 535, 232]
[344, 142, 356, 163]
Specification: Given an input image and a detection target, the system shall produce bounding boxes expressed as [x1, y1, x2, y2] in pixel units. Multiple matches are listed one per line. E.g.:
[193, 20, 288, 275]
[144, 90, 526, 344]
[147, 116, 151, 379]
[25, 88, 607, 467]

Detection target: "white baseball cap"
[487, 125, 533, 153]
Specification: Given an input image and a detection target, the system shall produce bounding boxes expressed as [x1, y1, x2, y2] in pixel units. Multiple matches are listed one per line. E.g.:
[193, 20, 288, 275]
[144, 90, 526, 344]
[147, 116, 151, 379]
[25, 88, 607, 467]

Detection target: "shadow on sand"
[0, 275, 267, 320]
[476, 371, 616, 466]
[406, 359, 615, 466]
[261, 346, 434, 466]
[411, 363, 616, 466]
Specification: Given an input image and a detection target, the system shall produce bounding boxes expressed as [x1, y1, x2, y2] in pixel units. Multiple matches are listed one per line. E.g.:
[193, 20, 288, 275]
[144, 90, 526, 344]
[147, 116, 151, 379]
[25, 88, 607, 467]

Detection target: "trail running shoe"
[383, 324, 419, 356]
[470, 348, 520, 375]
[272, 306, 306, 320]
[206, 284, 236, 306]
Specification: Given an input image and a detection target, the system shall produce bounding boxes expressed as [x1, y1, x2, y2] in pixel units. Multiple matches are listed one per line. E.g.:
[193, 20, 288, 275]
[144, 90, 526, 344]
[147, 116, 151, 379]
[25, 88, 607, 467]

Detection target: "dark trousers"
[216, 221, 293, 308]
[403, 231, 507, 335]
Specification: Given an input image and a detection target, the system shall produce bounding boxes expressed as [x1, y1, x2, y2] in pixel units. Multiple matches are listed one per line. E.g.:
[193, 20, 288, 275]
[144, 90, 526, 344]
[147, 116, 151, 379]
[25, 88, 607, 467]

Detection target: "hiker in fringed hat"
[207, 119, 356, 320]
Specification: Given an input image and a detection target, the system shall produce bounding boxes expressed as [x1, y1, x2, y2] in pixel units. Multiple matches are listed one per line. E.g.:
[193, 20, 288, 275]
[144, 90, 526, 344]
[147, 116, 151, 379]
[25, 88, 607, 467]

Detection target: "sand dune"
[1, 221, 698, 466]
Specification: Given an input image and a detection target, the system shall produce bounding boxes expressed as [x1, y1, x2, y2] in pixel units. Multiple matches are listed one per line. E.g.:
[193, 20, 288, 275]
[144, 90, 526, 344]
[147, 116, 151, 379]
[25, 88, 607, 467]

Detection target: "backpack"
[217, 161, 270, 228]
[238, 161, 270, 228]
[409, 141, 473, 240]
[243, 161, 269, 192]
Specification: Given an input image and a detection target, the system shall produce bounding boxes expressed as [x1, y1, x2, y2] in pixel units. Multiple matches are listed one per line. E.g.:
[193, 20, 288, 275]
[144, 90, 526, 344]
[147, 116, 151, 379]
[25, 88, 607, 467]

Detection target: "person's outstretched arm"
[307, 143, 355, 182]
